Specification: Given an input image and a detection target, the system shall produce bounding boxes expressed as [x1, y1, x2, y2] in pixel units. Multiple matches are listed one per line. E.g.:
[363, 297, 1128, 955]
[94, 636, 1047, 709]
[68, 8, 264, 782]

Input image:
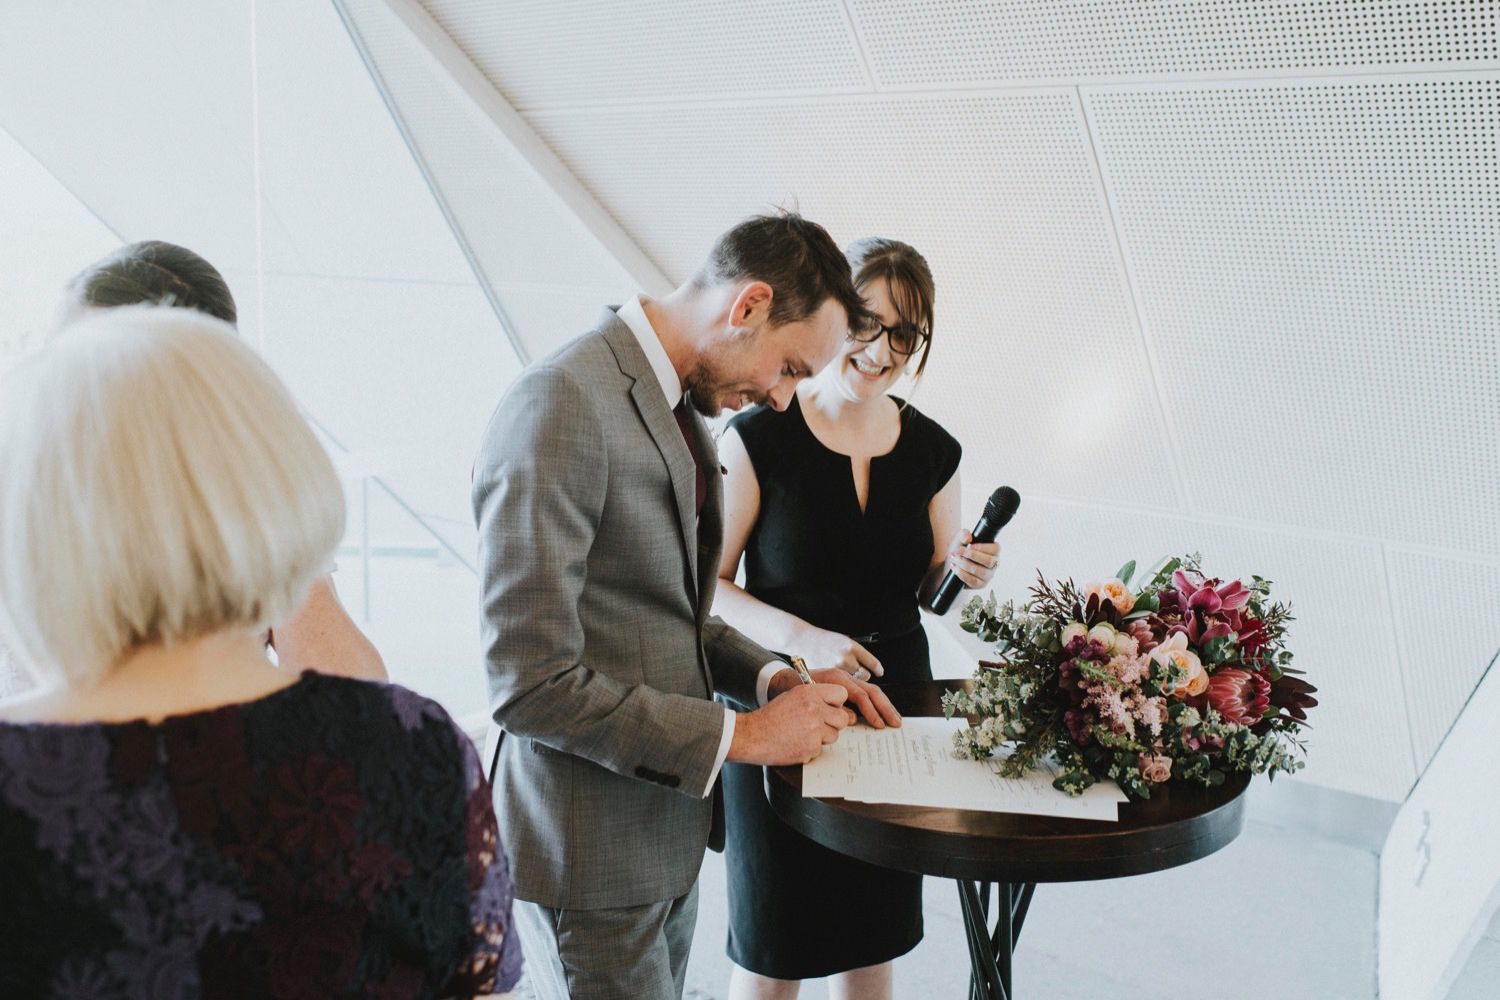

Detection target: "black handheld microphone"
[926, 486, 1021, 615]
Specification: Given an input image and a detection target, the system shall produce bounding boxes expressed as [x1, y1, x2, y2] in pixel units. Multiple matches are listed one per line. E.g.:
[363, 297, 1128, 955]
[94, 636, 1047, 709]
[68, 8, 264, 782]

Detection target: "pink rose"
[1139, 754, 1173, 783]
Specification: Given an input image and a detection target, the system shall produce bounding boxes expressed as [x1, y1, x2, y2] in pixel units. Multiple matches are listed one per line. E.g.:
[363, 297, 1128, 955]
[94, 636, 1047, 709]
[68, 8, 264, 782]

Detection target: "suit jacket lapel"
[599, 311, 701, 596]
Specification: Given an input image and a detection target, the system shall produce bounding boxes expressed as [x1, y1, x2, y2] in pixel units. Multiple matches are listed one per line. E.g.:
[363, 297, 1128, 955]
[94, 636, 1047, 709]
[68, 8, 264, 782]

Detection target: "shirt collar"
[617, 295, 684, 409]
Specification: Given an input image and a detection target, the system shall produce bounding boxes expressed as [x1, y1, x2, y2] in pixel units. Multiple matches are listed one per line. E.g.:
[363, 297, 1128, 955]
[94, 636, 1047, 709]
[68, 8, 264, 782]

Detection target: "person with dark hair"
[472, 212, 897, 1000]
[713, 238, 1001, 1000]
[56, 240, 387, 684]
[66, 239, 238, 325]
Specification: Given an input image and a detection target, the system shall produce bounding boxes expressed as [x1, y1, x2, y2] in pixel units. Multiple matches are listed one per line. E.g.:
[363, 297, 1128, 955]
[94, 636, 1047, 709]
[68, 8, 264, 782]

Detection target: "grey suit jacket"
[472, 308, 776, 910]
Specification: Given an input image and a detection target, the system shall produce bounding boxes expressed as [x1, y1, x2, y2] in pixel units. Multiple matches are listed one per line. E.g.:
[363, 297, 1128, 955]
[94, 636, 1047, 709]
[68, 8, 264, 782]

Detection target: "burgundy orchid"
[1170, 570, 1255, 647]
[1238, 618, 1271, 659]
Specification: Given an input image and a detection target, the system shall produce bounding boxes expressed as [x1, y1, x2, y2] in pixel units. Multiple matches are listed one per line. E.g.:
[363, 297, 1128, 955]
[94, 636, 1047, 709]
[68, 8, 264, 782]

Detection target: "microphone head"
[983, 486, 1021, 527]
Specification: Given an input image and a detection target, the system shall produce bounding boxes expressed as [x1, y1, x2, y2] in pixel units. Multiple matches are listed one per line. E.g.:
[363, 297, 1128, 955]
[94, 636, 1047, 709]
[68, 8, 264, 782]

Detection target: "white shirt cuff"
[756, 660, 790, 706]
[704, 706, 736, 797]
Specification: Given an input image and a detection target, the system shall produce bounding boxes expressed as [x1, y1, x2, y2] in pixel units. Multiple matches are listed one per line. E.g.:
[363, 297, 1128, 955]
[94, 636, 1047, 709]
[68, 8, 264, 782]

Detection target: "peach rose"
[1150, 633, 1207, 699]
[1086, 578, 1136, 615]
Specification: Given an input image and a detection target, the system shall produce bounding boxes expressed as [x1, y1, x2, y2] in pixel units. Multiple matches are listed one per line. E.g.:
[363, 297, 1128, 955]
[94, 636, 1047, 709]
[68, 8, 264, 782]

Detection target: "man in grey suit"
[473, 213, 901, 999]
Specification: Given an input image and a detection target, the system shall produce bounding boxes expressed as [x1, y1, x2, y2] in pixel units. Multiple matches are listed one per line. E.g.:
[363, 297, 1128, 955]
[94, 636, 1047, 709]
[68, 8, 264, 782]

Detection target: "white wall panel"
[0, 2, 282, 276]
[0, 127, 118, 352]
[331, 488, 486, 718]
[417, 0, 871, 110]
[253, 0, 477, 284]
[1387, 549, 1500, 772]
[851, 0, 1500, 87]
[959, 495, 1417, 800]
[1084, 77, 1500, 557]
[0, 0, 481, 304]
[256, 273, 521, 539]
[339, 0, 640, 360]
[524, 94, 1182, 508]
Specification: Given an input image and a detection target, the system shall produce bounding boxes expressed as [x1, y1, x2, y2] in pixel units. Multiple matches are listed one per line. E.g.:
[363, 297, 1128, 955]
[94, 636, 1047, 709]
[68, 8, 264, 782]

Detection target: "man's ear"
[727, 280, 774, 329]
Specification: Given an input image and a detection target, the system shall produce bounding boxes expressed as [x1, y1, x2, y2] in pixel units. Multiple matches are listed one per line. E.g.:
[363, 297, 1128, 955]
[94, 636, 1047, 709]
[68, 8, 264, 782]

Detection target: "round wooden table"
[765, 679, 1250, 1000]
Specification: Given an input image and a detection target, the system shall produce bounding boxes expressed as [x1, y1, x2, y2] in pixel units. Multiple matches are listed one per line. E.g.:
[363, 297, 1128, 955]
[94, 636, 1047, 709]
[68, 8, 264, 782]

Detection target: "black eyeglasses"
[850, 320, 930, 359]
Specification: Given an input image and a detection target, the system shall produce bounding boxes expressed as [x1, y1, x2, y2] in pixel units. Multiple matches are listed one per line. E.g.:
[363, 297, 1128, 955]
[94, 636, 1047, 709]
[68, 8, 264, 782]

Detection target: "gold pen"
[788, 655, 815, 685]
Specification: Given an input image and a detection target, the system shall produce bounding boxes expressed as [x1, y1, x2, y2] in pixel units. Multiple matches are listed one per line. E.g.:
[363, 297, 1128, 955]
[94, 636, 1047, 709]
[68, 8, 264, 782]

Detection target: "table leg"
[958, 880, 1037, 999]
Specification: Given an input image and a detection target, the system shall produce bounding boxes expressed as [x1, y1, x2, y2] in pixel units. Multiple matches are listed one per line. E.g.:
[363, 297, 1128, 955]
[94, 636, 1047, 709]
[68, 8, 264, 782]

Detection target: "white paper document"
[802, 717, 1126, 821]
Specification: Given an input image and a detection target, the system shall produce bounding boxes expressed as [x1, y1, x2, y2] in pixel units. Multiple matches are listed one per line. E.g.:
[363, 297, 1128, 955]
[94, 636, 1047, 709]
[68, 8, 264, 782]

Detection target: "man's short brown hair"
[695, 212, 874, 333]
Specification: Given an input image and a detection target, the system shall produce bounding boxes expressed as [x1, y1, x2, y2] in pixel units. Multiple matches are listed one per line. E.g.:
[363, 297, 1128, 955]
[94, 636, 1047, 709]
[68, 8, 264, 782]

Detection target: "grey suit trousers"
[512, 884, 699, 1000]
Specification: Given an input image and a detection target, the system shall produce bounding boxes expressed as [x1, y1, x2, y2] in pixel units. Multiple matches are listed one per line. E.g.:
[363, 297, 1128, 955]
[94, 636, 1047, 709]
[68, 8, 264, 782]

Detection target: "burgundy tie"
[673, 398, 707, 516]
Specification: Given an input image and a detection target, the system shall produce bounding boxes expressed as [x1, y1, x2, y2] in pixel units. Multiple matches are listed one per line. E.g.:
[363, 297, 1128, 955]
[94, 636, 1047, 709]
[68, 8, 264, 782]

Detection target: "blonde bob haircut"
[0, 307, 344, 684]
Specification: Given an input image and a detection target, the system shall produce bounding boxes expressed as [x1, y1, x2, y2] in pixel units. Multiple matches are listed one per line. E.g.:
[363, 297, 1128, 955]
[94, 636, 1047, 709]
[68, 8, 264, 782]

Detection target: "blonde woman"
[713, 239, 1000, 1000]
[0, 308, 517, 998]
[61, 239, 386, 683]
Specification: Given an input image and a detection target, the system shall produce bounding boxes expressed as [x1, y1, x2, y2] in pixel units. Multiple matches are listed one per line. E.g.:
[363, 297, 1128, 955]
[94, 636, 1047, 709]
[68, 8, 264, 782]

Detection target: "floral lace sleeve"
[438, 720, 522, 998]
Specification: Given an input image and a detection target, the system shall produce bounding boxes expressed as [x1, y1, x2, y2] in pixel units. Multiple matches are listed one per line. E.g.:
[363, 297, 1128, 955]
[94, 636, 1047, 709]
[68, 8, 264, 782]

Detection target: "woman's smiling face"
[832, 277, 906, 401]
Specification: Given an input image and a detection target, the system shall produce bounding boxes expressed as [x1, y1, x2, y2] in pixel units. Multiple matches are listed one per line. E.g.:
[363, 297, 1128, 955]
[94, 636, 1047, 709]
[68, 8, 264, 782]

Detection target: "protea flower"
[1206, 668, 1271, 726]
[1125, 617, 1157, 653]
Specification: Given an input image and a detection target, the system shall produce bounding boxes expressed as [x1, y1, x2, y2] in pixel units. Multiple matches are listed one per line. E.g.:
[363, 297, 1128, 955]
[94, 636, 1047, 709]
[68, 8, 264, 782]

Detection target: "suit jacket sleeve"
[701, 615, 777, 710]
[473, 365, 730, 796]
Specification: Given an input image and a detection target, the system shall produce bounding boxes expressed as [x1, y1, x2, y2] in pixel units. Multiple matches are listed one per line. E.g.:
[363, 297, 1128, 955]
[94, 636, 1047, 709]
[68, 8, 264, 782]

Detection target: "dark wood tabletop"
[766, 679, 1250, 883]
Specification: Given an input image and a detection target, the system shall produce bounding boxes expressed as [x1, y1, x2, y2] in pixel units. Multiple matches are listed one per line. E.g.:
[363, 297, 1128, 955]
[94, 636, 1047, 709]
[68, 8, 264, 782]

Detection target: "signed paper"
[802, 717, 1125, 821]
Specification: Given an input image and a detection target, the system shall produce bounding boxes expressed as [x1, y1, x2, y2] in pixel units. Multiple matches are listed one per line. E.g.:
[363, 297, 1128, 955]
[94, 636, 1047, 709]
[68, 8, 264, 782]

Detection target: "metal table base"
[957, 880, 1036, 1000]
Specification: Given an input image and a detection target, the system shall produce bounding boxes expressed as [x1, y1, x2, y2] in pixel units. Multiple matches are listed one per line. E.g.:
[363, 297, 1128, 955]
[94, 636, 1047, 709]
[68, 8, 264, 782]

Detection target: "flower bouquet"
[942, 554, 1317, 798]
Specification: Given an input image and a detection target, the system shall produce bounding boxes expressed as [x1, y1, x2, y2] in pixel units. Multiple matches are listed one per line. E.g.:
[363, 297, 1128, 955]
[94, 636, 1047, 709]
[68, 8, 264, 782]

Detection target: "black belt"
[848, 621, 923, 645]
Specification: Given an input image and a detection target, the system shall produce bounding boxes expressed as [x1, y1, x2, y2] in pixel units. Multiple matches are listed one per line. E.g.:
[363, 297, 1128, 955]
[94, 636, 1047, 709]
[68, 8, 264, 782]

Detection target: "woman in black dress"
[714, 238, 1000, 999]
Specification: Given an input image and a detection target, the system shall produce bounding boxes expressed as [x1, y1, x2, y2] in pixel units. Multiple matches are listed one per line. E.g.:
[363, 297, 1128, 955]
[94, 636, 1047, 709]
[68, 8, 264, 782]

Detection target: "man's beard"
[682, 375, 722, 417]
[682, 331, 765, 416]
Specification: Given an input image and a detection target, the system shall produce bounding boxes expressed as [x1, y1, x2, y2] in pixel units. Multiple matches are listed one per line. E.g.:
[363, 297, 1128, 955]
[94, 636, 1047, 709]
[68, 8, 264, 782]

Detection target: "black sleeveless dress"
[722, 394, 961, 979]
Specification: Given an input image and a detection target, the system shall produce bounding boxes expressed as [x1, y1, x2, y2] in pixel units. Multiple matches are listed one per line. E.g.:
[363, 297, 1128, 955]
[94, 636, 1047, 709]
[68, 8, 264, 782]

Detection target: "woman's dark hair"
[845, 237, 935, 380]
[694, 212, 874, 333]
[68, 241, 237, 326]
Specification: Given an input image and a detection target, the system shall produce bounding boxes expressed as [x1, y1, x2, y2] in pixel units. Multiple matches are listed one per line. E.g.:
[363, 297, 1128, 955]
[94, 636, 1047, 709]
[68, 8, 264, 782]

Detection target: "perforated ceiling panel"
[851, 1, 1500, 86]
[968, 494, 1417, 801]
[524, 93, 1181, 508]
[1083, 76, 1500, 558]
[416, 0, 870, 110]
[1385, 549, 1500, 771]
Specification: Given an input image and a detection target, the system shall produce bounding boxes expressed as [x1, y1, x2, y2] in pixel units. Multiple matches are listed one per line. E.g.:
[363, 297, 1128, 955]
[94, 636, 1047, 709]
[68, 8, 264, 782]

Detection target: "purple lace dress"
[0, 672, 521, 999]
